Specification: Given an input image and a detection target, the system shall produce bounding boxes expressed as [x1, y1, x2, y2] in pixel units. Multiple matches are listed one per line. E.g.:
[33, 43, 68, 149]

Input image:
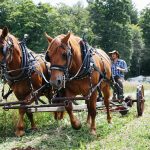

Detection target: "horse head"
[45, 32, 81, 89]
[45, 32, 71, 88]
[0, 27, 14, 64]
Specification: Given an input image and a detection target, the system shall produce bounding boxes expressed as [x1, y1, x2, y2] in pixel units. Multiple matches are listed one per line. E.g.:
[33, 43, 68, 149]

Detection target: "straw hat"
[108, 50, 120, 58]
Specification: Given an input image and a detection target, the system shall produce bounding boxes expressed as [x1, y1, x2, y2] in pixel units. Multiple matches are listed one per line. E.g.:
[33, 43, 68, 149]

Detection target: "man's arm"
[116, 60, 128, 73]
[116, 66, 127, 72]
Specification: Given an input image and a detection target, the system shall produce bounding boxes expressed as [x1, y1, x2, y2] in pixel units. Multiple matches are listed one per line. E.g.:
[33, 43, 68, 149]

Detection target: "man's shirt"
[111, 59, 128, 78]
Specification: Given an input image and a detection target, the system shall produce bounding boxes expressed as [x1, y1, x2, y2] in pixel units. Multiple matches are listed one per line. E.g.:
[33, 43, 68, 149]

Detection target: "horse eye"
[62, 52, 67, 60]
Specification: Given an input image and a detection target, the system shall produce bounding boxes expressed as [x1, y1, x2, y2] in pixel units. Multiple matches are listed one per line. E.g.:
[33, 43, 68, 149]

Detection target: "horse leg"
[65, 92, 81, 129]
[26, 111, 37, 130]
[15, 94, 38, 136]
[102, 83, 112, 123]
[15, 108, 26, 137]
[88, 91, 97, 135]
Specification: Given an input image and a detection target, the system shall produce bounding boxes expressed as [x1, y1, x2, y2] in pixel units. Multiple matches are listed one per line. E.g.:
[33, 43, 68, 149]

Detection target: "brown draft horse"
[0, 27, 54, 136]
[45, 32, 112, 135]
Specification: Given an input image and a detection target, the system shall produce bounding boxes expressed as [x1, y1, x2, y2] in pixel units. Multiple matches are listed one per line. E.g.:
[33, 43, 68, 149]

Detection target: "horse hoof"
[72, 121, 82, 130]
[90, 129, 96, 136]
[15, 130, 25, 137]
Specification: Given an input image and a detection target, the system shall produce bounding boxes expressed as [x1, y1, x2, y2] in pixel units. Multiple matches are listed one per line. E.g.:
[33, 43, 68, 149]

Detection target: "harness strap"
[51, 65, 67, 72]
[33, 67, 50, 84]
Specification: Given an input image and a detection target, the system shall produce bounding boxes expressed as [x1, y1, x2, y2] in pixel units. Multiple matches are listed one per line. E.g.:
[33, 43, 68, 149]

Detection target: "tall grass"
[124, 81, 150, 93]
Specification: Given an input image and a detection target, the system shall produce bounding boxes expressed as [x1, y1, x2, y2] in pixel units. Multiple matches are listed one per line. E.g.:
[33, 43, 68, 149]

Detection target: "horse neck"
[7, 38, 22, 76]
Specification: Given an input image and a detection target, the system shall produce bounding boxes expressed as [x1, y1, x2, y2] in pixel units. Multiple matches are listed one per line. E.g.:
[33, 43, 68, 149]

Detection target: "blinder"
[0, 36, 14, 59]
[45, 51, 50, 62]
[3, 40, 13, 57]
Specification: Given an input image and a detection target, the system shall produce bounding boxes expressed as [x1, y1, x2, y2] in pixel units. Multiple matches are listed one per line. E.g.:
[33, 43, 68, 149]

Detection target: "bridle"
[0, 35, 14, 64]
[49, 43, 72, 80]
[0, 35, 14, 82]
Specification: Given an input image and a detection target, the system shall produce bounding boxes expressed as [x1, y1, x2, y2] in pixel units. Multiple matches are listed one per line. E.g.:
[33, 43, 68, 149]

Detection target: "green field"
[0, 82, 150, 150]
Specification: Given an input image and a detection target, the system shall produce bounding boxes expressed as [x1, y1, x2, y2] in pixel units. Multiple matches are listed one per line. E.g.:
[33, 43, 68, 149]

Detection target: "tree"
[140, 6, 150, 75]
[8, 0, 55, 52]
[54, 2, 90, 37]
[88, 0, 137, 64]
[0, 0, 16, 29]
[0, 0, 92, 52]
[129, 25, 144, 76]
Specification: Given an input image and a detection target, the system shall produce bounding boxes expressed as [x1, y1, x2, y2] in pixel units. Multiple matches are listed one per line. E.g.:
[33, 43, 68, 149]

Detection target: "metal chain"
[89, 73, 93, 98]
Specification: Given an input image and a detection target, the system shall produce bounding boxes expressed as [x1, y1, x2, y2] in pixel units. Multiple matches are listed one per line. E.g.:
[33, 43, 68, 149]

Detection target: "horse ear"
[62, 32, 71, 44]
[2, 26, 9, 38]
[45, 32, 53, 43]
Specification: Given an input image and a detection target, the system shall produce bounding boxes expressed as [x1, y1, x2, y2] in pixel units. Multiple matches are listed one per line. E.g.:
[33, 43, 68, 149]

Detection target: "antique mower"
[0, 84, 145, 117]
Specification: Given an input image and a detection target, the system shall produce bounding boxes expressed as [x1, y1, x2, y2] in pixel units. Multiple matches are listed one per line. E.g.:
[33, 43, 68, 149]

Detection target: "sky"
[33, 0, 150, 11]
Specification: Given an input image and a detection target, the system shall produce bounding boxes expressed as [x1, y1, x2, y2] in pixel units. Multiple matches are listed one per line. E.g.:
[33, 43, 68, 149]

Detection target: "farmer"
[109, 50, 128, 102]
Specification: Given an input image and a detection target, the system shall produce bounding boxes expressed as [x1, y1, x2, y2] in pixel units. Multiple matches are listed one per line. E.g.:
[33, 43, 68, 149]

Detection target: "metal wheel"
[136, 84, 144, 116]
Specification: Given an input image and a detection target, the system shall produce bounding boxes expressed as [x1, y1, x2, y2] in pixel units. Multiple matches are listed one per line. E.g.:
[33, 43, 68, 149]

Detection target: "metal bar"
[28, 106, 65, 112]
[52, 96, 89, 101]
[3, 103, 65, 110]
[27, 101, 104, 113]
[0, 101, 25, 106]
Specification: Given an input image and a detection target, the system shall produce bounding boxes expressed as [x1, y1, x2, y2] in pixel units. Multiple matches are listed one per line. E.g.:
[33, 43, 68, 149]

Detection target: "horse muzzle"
[50, 75, 65, 89]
